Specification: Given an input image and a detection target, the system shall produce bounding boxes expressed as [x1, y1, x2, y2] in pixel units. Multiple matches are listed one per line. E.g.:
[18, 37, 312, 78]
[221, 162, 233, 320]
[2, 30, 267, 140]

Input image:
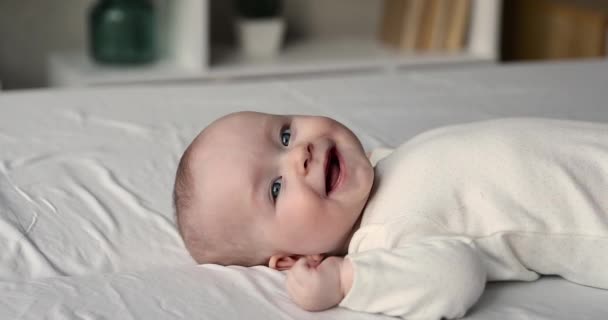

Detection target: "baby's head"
[174, 111, 374, 269]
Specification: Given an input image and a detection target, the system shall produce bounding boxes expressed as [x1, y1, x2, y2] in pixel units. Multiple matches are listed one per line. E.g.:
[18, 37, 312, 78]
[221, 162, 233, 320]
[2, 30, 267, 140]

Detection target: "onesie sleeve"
[339, 237, 486, 320]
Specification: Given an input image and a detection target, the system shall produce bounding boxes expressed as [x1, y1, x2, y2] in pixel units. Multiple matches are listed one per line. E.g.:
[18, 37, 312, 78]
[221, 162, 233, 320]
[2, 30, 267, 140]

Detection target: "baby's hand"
[286, 256, 349, 311]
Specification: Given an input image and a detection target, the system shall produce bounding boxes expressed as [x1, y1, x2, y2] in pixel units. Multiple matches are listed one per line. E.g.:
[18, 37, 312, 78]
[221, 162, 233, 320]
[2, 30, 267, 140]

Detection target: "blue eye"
[281, 127, 291, 146]
[271, 177, 282, 200]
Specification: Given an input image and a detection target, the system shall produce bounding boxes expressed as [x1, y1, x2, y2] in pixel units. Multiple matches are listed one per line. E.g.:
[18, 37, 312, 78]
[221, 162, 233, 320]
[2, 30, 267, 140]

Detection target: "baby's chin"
[324, 227, 358, 256]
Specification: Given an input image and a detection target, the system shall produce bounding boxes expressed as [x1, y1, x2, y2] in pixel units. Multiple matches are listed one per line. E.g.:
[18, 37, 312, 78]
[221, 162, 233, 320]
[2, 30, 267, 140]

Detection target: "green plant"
[236, 0, 283, 19]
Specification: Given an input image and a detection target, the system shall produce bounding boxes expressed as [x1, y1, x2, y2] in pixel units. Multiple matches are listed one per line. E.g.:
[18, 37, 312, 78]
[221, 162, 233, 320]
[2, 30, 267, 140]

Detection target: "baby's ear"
[268, 254, 325, 270]
[268, 255, 299, 271]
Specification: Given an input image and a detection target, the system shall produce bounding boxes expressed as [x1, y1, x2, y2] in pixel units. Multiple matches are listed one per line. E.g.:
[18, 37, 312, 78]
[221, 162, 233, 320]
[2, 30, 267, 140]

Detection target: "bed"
[1, 60, 608, 319]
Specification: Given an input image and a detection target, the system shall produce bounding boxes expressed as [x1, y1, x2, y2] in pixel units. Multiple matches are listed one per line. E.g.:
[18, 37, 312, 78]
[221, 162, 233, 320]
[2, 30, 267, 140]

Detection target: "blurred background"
[0, 0, 606, 91]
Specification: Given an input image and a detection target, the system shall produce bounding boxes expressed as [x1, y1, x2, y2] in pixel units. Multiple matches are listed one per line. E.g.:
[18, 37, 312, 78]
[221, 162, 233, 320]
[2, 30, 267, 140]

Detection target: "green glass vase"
[89, 0, 157, 65]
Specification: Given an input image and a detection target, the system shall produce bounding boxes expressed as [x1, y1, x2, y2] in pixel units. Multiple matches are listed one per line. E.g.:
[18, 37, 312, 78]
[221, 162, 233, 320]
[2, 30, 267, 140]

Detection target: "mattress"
[1, 60, 608, 319]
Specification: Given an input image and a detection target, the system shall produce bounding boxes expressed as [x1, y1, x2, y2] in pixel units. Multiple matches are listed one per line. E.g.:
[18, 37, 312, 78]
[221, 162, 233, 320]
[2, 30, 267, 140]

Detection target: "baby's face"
[190, 112, 374, 259]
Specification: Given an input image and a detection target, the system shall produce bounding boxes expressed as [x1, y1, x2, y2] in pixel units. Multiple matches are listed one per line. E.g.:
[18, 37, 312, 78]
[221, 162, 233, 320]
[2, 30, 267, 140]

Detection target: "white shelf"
[48, 37, 493, 87]
[209, 36, 491, 78]
[46, 0, 501, 87]
[47, 52, 202, 87]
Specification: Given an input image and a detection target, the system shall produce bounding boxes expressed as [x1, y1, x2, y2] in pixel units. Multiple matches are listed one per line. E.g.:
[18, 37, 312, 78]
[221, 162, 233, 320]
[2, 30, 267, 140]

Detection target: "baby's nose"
[291, 142, 313, 175]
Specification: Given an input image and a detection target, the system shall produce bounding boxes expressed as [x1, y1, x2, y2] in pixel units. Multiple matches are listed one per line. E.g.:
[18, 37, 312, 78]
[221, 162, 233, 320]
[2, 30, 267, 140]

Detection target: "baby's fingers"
[286, 259, 321, 310]
[290, 258, 312, 283]
[292, 257, 310, 271]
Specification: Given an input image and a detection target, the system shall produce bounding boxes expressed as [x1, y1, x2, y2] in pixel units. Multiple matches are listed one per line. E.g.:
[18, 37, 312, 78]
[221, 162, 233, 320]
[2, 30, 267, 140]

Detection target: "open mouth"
[325, 146, 341, 195]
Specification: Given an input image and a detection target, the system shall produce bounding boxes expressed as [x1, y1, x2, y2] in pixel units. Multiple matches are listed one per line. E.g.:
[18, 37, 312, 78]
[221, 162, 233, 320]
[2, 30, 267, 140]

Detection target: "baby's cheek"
[281, 196, 322, 227]
[294, 196, 323, 219]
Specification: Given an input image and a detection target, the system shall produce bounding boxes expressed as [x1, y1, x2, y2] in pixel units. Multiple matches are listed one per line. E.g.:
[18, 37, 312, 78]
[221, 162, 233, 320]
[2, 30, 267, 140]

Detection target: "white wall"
[211, 0, 382, 44]
[0, 0, 95, 89]
[285, 0, 381, 39]
[0, 0, 382, 90]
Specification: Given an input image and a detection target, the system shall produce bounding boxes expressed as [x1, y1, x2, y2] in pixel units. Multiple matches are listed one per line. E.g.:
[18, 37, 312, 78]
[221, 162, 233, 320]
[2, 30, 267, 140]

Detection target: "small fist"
[286, 256, 345, 311]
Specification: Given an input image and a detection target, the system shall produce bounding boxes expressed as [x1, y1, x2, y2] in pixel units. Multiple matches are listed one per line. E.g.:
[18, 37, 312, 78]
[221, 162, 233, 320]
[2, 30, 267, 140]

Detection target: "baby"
[174, 111, 608, 319]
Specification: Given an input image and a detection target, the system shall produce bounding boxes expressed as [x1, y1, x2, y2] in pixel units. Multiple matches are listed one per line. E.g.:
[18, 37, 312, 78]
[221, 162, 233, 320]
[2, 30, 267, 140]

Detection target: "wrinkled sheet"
[1, 60, 608, 319]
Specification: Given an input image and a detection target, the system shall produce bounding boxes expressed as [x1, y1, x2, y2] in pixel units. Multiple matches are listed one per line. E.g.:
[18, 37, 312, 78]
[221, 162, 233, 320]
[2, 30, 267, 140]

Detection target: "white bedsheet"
[1, 60, 608, 319]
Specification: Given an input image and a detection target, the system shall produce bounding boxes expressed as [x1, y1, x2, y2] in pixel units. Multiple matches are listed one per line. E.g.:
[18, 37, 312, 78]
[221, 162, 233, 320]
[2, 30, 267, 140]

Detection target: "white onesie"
[339, 118, 608, 319]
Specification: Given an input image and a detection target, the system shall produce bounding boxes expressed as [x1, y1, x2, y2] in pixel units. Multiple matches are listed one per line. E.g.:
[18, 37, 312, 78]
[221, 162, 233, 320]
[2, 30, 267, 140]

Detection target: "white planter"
[237, 18, 285, 59]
